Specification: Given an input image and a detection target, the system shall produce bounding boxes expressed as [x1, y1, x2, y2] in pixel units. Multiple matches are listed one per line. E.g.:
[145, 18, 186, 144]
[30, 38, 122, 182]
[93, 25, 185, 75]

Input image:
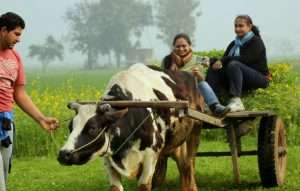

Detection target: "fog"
[1, 0, 300, 69]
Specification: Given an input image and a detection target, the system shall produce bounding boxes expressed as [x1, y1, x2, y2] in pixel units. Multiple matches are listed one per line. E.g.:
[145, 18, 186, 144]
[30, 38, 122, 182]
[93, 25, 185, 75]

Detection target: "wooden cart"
[74, 100, 287, 188]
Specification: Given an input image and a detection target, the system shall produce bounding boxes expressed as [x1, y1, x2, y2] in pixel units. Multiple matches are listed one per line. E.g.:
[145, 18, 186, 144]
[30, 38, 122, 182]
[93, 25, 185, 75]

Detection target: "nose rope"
[50, 132, 61, 151]
[50, 117, 74, 151]
[70, 125, 109, 154]
[67, 112, 153, 156]
[61, 117, 73, 124]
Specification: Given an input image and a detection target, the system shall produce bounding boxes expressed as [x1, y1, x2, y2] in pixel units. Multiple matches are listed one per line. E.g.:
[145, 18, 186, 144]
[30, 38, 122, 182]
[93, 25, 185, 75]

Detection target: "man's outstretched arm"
[14, 85, 59, 132]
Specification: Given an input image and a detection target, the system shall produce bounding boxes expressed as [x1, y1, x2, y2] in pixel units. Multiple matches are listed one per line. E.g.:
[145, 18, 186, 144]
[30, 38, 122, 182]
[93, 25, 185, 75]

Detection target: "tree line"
[29, 0, 201, 71]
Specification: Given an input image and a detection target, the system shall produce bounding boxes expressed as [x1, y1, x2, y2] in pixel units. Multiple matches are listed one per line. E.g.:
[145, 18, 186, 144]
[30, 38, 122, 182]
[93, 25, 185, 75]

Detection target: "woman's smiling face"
[174, 37, 191, 57]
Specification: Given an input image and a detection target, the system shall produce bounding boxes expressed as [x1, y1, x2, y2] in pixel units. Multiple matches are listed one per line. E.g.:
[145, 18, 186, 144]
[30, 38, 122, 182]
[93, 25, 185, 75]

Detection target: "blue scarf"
[0, 112, 13, 141]
[228, 31, 255, 56]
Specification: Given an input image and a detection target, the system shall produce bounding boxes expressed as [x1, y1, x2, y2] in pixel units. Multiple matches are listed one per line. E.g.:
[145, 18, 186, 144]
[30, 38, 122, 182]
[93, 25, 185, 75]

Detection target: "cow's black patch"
[68, 119, 73, 133]
[110, 108, 154, 169]
[165, 128, 174, 146]
[71, 115, 108, 164]
[157, 123, 162, 133]
[106, 84, 133, 101]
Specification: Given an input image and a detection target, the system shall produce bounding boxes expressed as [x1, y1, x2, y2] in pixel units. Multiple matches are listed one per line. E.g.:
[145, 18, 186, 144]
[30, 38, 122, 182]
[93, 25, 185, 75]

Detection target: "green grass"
[25, 68, 119, 91]
[7, 140, 300, 191]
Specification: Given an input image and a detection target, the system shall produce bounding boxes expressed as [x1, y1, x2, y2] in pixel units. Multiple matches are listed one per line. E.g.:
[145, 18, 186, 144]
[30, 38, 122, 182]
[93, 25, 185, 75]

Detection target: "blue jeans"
[198, 81, 219, 106]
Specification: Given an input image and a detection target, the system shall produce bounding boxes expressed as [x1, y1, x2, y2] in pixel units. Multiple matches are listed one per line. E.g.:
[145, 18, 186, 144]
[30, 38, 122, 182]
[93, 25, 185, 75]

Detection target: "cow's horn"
[105, 108, 128, 121]
[68, 102, 80, 110]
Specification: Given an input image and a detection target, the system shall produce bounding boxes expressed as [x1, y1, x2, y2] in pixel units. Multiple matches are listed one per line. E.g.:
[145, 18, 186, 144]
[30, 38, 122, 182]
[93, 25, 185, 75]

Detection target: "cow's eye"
[88, 125, 98, 135]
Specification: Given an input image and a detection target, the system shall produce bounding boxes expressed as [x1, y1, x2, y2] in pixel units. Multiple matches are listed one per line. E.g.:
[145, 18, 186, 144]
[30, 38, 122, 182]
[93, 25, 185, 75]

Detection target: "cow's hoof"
[138, 184, 152, 191]
[111, 185, 121, 191]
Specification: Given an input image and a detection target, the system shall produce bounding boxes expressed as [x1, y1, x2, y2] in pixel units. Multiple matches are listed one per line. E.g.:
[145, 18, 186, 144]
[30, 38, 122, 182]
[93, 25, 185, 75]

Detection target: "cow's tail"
[152, 155, 168, 188]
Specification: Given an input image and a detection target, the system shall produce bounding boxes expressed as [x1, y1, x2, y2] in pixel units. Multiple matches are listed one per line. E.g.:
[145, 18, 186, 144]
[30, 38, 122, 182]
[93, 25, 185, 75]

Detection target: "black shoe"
[210, 103, 230, 117]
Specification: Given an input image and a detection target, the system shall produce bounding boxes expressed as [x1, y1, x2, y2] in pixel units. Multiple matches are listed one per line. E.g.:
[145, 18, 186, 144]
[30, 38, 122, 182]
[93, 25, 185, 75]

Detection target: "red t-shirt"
[0, 49, 26, 112]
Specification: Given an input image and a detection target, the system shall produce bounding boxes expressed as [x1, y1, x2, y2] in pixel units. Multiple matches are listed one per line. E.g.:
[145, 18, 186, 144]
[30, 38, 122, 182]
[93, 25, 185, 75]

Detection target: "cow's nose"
[57, 150, 72, 164]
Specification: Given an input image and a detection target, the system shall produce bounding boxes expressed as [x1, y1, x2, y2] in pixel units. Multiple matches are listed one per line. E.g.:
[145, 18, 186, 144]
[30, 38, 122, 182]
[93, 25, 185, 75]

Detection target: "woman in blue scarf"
[206, 15, 271, 112]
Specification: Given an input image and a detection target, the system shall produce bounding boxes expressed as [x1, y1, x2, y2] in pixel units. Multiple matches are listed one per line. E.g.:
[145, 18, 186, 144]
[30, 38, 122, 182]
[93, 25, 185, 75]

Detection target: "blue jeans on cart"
[198, 80, 220, 106]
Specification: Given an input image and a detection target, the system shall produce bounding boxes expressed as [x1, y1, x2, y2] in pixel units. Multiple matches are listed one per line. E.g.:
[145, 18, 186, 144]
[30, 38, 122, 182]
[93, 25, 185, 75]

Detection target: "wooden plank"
[72, 100, 190, 109]
[186, 108, 227, 127]
[227, 125, 241, 185]
[225, 110, 274, 118]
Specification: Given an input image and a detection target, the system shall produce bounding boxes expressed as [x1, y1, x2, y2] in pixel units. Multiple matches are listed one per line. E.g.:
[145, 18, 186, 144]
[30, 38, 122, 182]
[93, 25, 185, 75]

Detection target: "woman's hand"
[192, 67, 204, 81]
[196, 56, 210, 67]
[211, 60, 223, 70]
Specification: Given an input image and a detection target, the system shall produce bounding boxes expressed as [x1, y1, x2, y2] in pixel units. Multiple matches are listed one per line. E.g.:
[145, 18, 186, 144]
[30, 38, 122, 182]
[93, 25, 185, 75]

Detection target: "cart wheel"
[258, 116, 287, 187]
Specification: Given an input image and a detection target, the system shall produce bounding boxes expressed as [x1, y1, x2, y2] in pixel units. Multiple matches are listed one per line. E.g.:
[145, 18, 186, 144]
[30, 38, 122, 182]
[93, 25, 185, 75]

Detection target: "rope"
[70, 125, 108, 154]
[49, 116, 73, 151]
[50, 132, 61, 151]
[52, 112, 154, 157]
[112, 113, 152, 156]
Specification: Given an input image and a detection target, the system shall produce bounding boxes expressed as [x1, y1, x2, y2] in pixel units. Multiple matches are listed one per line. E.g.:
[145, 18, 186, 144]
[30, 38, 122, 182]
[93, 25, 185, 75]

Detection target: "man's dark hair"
[0, 12, 25, 32]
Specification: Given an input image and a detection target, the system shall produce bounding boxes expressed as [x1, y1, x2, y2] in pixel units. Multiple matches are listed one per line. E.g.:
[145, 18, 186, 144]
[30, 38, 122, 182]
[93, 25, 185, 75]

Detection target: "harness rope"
[70, 125, 109, 154]
[50, 117, 74, 151]
[69, 112, 153, 156]
[112, 113, 152, 156]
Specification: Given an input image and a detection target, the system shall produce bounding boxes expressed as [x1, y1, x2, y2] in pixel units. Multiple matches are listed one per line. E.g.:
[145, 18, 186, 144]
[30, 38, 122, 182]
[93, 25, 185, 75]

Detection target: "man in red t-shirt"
[0, 12, 59, 190]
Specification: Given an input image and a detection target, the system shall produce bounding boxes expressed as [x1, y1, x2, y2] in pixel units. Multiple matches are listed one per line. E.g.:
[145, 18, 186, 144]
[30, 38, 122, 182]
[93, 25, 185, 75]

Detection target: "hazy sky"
[1, 0, 299, 68]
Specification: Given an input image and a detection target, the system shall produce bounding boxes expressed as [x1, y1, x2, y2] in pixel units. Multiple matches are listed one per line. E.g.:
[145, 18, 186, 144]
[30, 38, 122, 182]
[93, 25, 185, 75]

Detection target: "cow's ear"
[105, 108, 128, 122]
[68, 102, 80, 113]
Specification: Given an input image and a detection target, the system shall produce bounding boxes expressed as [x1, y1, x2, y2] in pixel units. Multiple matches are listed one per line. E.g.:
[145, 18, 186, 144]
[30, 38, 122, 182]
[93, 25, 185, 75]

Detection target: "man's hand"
[38, 117, 59, 132]
[192, 67, 204, 81]
[211, 60, 223, 70]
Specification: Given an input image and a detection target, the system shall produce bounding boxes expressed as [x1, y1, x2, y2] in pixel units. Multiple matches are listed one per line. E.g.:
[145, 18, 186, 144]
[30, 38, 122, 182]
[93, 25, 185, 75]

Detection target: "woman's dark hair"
[235, 15, 260, 37]
[0, 12, 25, 32]
[172, 33, 192, 46]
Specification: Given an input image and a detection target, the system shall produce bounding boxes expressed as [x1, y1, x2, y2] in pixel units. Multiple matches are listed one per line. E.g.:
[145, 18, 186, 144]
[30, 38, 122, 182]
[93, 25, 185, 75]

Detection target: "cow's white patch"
[115, 127, 121, 137]
[109, 139, 143, 177]
[138, 148, 157, 185]
[103, 63, 176, 101]
[104, 157, 124, 191]
[61, 104, 97, 151]
[91, 133, 110, 159]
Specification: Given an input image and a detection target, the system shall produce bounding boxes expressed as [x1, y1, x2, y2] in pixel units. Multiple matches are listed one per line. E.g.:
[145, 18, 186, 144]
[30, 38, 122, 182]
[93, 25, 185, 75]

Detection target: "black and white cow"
[58, 64, 204, 191]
